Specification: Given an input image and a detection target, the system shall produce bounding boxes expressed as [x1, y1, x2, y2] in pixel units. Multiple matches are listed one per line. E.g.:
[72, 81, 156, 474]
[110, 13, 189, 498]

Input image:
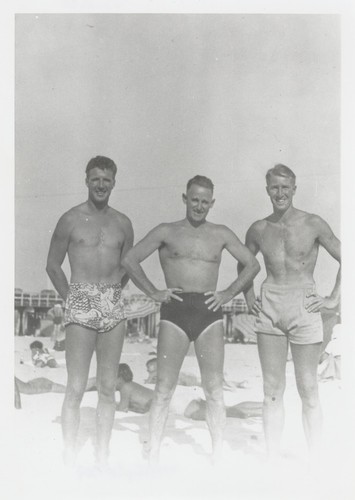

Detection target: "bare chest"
[161, 229, 223, 263]
[70, 217, 125, 250]
[260, 223, 318, 261]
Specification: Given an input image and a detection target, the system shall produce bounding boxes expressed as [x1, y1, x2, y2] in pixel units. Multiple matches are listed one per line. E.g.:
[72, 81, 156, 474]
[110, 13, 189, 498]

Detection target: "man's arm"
[46, 213, 72, 300]
[122, 224, 182, 302]
[205, 226, 260, 311]
[305, 217, 341, 313]
[237, 223, 261, 314]
[119, 218, 134, 289]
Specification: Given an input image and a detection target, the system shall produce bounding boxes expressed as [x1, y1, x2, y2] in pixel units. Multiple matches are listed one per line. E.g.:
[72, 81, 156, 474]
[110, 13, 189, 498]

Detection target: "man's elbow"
[250, 259, 260, 279]
[46, 262, 55, 279]
[121, 252, 137, 274]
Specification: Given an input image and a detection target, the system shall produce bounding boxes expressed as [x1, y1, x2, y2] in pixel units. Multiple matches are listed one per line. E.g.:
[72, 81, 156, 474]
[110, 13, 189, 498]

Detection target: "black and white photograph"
[3, 1, 355, 499]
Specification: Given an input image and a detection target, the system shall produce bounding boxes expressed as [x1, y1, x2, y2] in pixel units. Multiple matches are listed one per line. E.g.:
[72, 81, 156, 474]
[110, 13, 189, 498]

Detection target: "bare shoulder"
[138, 221, 176, 243]
[303, 212, 334, 234]
[247, 219, 267, 238]
[208, 222, 240, 240]
[108, 207, 133, 230]
[55, 204, 85, 231]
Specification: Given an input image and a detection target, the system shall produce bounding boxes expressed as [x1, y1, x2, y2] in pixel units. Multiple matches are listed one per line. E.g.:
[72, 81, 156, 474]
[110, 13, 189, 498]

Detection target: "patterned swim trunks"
[64, 283, 126, 333]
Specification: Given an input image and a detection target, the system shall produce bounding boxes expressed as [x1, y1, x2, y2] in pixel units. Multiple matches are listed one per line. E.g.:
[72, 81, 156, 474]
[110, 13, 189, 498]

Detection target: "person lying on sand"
[15, 376, 66, 394]
[184, 398, 262, 421]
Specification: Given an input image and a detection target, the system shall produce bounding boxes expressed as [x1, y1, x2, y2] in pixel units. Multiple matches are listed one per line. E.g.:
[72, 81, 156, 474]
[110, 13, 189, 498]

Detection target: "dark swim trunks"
[160, 292, 223, 342]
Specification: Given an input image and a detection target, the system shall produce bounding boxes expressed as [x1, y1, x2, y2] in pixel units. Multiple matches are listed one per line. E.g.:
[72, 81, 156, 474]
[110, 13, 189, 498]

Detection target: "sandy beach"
[10, 334, 351, 500]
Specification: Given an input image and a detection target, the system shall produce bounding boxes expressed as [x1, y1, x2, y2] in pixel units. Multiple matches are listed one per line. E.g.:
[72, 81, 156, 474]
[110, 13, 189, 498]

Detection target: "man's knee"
[202, 376, 224, 402]
[97, 378, 116, 403]
[154, 378, 176, 404]
[65, 381, 86, 407]
[263, 377, 286, 405]
[296, 379, 319, 408]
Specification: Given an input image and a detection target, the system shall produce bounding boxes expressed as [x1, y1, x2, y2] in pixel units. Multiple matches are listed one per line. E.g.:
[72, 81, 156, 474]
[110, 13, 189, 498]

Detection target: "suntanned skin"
[122, 182, 260, 464]
[239, 172, 341, 460]
[46, 163, 133, 467]
[184, 398, 263, 421]
[115, 379, 154, 414]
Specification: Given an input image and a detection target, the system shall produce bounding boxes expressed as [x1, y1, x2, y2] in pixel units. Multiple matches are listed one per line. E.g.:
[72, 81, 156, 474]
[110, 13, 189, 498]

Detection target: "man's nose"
[98, 179, 104, 188]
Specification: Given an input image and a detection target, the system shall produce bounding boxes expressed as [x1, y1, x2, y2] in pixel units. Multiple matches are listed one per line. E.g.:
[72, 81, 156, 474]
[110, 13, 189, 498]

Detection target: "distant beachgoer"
[145, 358, 158, 384]
[318, 323, 342, 381]
[48, 303, 64, 344]
[14, 379, 21, 409]
[15, 376, 66, 394]
[231, 313, 257, 344]
[184, 398, 263, 420]
[115, 363, 154, 414]
[46, 155, 134, 467]
[34, 315, 42, 337]
[85, 363, 154, 413]
[30, 340, 58, 368]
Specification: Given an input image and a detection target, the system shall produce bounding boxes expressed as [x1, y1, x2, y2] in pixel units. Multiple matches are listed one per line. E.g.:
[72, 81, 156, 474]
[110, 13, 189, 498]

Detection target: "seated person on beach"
[115, 363, 154, 414]
[184, 398, 262, 421]
[145, 357, 248, 389]
[318, 323, 341, 381]
[15, 376, 66, 394]
[30, 341, 58, 368]
[86, 363, 154, 414]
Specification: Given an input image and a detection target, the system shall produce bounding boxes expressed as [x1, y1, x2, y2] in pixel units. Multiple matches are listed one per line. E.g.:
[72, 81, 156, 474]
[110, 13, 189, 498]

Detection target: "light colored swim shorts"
[64, 283, 126, 333]
[255, 283, 323, 345]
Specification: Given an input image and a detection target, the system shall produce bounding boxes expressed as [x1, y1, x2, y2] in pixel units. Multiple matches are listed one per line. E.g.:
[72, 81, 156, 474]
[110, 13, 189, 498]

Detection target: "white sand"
[10, 336, 350, 500]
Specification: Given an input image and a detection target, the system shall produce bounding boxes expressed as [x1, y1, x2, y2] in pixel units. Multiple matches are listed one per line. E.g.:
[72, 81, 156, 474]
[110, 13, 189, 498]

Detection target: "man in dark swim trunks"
[46, 156, 133, 467]
[122, 175, 259, 463]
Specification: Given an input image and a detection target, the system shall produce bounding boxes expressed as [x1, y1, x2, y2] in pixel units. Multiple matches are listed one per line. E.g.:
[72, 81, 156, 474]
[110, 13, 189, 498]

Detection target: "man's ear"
[182, 193, 187, 204]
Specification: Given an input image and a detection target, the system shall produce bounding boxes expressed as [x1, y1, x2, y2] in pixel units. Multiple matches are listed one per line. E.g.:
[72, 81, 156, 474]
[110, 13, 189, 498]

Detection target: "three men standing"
[47, 159, 340, 466]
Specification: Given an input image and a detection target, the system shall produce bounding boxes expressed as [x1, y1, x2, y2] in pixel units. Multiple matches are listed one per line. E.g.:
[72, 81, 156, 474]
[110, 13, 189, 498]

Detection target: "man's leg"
[257, 333, 288, 458]
[62, 325, 97, 464]
[148, 321, 190, 463]
[194, 322, 225, 462]
[95, 321, 126, 465]
[290, 342, 323, 457]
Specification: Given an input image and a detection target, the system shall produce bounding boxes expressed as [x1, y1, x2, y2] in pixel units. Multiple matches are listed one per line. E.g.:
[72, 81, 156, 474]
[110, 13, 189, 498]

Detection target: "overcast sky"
[15, 13, 340, 296]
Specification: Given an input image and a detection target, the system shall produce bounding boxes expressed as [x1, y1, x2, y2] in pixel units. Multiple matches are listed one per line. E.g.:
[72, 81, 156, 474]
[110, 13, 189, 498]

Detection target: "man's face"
[86, 167, 115, 205]
[266, 174, 296, 213]
[183, 184, 215, 224]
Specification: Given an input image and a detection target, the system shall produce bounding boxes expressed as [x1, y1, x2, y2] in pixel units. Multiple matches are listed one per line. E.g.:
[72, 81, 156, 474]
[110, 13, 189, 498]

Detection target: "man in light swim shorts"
[46, 156, 133, 466]
[238, 164, 341, 460]
[122, 175, 260, 464]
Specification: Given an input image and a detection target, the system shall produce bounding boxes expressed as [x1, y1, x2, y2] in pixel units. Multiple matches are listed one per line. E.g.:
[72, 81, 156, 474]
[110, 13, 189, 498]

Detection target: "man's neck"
[272, 205, 296, 223]
[86, 199, 110, 213]
[185, 217, 208, 228]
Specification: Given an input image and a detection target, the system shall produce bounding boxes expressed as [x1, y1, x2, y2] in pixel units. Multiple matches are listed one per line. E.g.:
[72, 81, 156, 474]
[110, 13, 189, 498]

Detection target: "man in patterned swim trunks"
[238, 164, 341, 461]
[122, 175, 260, 464]
[46, 156, 133, 467]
